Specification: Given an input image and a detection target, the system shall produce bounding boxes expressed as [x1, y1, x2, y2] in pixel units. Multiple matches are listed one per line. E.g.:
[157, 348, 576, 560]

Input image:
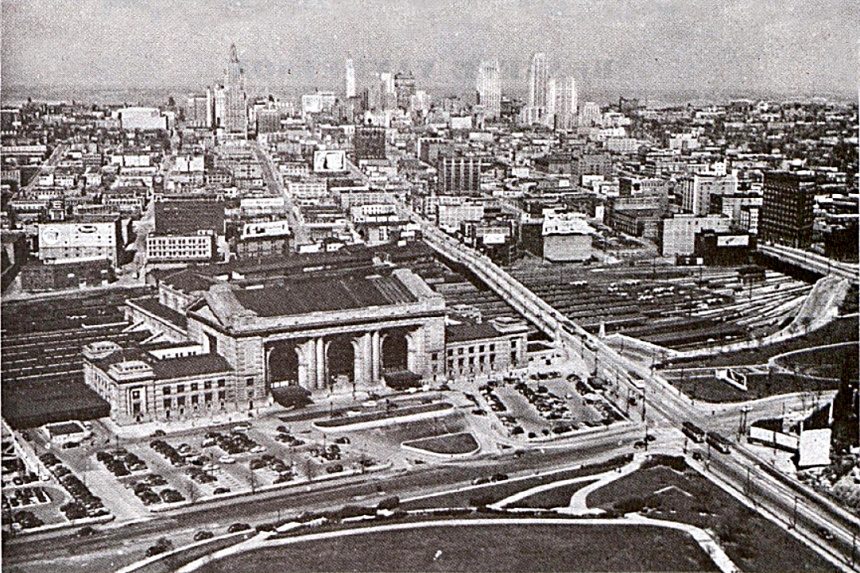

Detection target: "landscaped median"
[401, 432, 480, 458]
[312, 402, 454, 432]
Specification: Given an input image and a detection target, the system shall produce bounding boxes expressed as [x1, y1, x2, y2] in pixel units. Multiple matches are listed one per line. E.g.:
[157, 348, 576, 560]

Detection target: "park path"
[173, 516, 738, 573]
[557, 454, 645, 515]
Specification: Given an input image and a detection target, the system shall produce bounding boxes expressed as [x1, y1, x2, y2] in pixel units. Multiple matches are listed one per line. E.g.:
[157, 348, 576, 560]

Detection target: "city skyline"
[2, 0, 858, 102]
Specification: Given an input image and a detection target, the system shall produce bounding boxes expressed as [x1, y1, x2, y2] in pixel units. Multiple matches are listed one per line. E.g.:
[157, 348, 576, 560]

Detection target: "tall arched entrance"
[381, 329, 409, 373]
[265, 339, 300, 388]
[326, 335, 355, 389]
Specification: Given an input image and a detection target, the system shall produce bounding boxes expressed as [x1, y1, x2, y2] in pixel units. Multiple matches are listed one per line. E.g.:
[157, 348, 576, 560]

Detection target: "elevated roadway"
[413, 211, 860, 569]
[759, 243, 859, 286]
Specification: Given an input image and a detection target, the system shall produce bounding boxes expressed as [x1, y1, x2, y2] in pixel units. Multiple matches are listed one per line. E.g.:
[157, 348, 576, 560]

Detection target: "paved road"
[3, 427, 642, 572]
[253, 141, 310, 247]
[410, 208, 859, 570]
[17, 142, 68, 196]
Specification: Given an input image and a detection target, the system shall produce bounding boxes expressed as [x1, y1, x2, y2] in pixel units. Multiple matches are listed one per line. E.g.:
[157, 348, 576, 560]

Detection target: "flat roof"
[232, 271, 417, 317]
[91, 347, 232, 382]
[129, 296, 188, 330]
[446, 321, 505, 343]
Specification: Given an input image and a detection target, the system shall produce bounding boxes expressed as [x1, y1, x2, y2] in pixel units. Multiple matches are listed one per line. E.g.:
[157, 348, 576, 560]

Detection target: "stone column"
[371, 331, 381, 383]
[265, 346, 274, 386]
[295, 346, 307, 389]
[406, 329, 423, 374]
[363, 332, 373, 386]
[352, 338, 363, 389]
[315, 338, 326, 390]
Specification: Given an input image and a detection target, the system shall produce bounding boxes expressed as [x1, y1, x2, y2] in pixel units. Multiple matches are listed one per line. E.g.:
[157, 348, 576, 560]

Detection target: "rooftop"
[90, 345, 232, 383]
[231, 271, 417, 317]
[128, 296, 188, 330]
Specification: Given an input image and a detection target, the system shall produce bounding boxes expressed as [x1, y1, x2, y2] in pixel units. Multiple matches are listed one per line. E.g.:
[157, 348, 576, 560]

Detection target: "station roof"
[90, 346, 232, 383]
[128, 296, 188, 330]
[231, 271, 417, 317]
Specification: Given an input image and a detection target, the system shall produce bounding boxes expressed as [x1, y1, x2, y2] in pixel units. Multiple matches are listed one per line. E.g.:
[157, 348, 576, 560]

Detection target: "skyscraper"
[476, 60, 501, 118]
[520, 52, 548, 125]
[345, 58, 356, 99]
[394, 72, 416, 110]
[545, 76, 557, 128]
[760, 171, 816, 248]
[222, 43, 248, 134]
[528, 52, 548, 109]
[555, 76, 578, 130]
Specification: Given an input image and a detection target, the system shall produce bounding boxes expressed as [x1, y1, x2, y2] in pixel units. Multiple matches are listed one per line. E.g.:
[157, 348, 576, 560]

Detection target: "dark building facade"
[353, 126, 387, 161]
[760, 171, 815, 248]
[437, 155, 482, 195]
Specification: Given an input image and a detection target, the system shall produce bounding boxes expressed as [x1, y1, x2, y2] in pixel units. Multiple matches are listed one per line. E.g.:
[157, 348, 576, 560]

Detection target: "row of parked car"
[39, 453, 108, 521]
[150, 439, 186, 466]
[96, 449, 147, 477]
[249, 454, 293, 483]
[3, 486, 50, 509]
[206, 426, 263, 456]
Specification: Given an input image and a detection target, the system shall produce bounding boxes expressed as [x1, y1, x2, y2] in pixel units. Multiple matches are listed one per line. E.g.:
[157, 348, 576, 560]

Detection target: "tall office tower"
[212, 85, 227, 128]
[345, 58, 356, 98]
[376, 72, 396, 110]
[394, 72, 416, 110]
[528, 52, 548, 109]
[205, 87, 215, 128]
[579, 101, 601, 126]
[437, 155, 483, 195]
[760, 171, 816, 248]
[476, 60, 501, 118]
[185, 93, 210, 127]
[545, 77, 557, 128]
[555, 76, 578, 129]
[222, 43, 248, 134]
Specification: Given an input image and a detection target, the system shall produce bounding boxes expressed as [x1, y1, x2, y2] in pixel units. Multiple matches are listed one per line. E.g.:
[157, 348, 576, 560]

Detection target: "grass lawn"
[773, 342, 858, 378]
[508, 479, 597, 509]
[587, 456, 835, 572]
[662, 316, 858, 370]
[402, 432, 479, 455]
[663, 371, 840, 403]
[199, 522, 718, 573]
[315, 402, 452, 428]
[401, 455, 631, 510]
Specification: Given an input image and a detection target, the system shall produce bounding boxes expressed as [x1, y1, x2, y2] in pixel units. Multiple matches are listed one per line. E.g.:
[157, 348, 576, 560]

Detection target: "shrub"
[376, 496, 400, 511]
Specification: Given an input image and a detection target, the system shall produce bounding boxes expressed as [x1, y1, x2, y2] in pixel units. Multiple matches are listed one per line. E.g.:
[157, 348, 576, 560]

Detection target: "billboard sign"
[313, 150, 347, 173]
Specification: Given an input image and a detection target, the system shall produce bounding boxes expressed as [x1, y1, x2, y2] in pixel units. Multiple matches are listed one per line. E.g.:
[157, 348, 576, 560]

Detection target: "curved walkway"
[490, 455, 643, 511]
[175, 517, 738, 573]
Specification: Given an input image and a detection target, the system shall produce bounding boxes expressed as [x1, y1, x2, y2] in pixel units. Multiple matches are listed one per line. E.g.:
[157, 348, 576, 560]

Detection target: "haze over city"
[2, 0, 859, 103]
[1, 2, 859, 572]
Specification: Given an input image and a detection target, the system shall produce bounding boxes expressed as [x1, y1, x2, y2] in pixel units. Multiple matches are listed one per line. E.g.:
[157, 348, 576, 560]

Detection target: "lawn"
[315, 402, 452, 428]
[508, 479, 598, 509]
[199, 522, 719, 572]
[401, 455, 631, 510]
[663, 371, 840, 403]
[662, 316, 858, 370]
[402, 432, 480, 455]
[587, 456, 835, 572]
[773, 342, 858, 379]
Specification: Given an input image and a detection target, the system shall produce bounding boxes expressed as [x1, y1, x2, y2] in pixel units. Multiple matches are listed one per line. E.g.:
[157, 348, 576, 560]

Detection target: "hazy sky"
[2, 0, 858, 98]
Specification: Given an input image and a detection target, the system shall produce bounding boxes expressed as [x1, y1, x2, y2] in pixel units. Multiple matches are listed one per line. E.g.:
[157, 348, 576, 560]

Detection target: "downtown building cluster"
[0, 44, 857, 431]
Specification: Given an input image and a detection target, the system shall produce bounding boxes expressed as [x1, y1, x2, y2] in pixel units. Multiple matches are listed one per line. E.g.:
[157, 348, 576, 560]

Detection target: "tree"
[186, 480, 199, 505]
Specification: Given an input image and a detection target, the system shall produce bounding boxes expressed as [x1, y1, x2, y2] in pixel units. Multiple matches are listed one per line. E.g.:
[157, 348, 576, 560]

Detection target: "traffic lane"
[4, 428, 641, 568]
[708, 452, 856, 569]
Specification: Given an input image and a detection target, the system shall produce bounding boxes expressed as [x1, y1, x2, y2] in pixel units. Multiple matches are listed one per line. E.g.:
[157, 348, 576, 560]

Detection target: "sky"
[2, 0, 858, 101]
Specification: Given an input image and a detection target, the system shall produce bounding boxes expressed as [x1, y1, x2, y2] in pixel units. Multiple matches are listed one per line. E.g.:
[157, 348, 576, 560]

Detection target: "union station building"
[83, 251, 529, 425]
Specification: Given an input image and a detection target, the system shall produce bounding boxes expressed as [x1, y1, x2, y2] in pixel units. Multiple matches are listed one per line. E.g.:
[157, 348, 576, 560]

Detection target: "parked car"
[227, 522, 250, 533]
[219, 455, 236, 464]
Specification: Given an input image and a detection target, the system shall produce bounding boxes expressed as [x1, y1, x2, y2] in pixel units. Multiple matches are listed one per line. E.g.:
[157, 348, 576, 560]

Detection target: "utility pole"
[791, 495, 799, 529]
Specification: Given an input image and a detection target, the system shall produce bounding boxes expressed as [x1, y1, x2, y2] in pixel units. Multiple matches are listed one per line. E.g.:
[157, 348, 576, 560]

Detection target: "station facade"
[83, 263, 529, 425]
